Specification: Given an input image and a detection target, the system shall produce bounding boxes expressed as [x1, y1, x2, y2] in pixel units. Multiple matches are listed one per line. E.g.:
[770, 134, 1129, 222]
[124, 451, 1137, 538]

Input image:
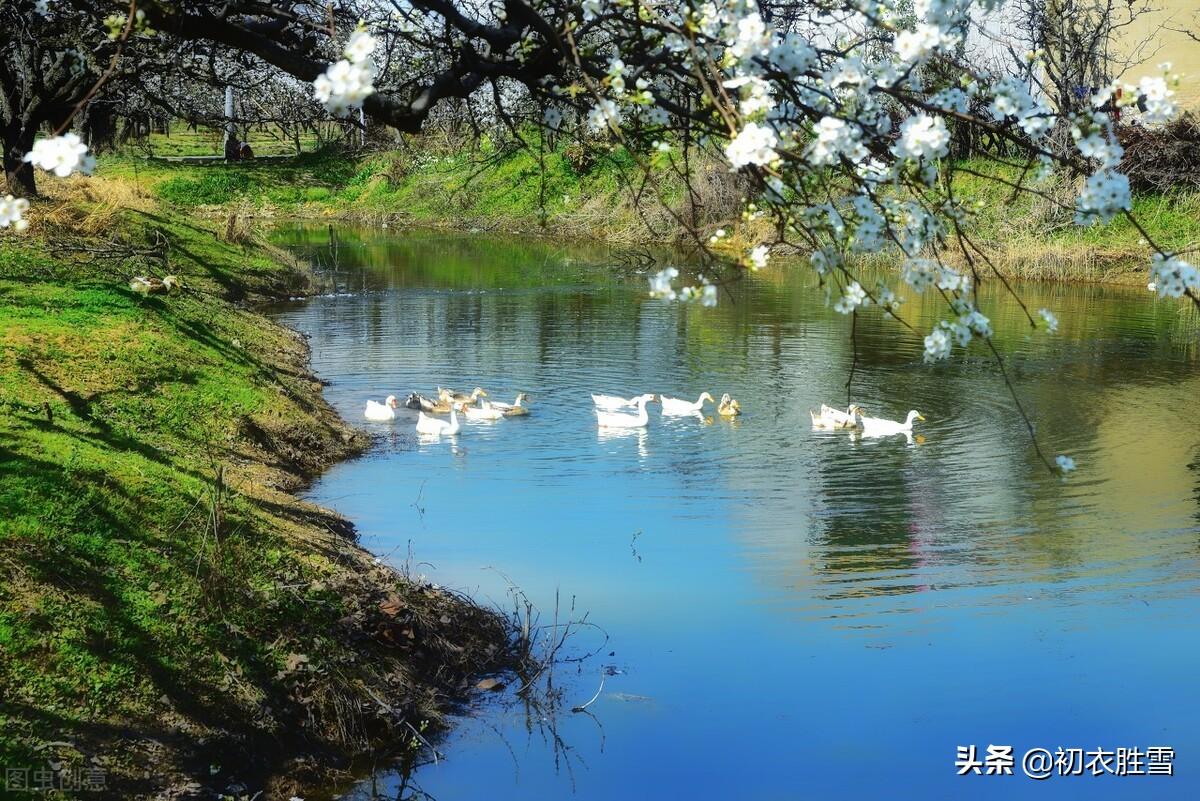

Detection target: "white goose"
[810, 403, 866, 430]
[415, 406, 461, 436]
[489, 393, 530, 416]
[660, 392, 715, 416]
[364, 395, 398, 421]
[461, 400, 504, 421]
[596, 395, 655, 429]
[592, 392, 655, 411]
[859, 410, 924, 437]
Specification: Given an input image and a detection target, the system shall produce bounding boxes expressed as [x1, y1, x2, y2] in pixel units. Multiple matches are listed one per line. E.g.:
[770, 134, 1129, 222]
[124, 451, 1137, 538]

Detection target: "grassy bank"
[0, 176, 513, 799]
[103, 138, 1200, 285]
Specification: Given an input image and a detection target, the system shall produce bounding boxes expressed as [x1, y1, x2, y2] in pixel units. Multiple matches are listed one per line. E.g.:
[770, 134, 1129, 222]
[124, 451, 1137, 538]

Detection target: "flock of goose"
[810, 403, 925, 436]
[365, 387, 924, 440]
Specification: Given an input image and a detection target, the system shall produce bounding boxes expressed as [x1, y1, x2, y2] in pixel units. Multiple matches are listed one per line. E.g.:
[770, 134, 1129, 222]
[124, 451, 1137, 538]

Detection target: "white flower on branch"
[895, 23, 954, 64]
[923, 326, 953, 362]
[725, 121, 778, 169]
[728, 13, 772, 64]
[770, 32, 815, 77]
[1136, 73, 1177, 126]
[893, 114, 949, 162]
[1149, 254, 1199, 298]
[314, 27, 377, 116]
[587, 99, 622, 133]
[807, 117, 866, 167]
[343, 30, 377, 64]
[1075, 170, 1131, 225]
[648, 267, 679, 300]
[0, 195, 30, 231]
[1038, 308, 1059, 333]
[833, 282, 867, 314]
[23, 133, 95, 178]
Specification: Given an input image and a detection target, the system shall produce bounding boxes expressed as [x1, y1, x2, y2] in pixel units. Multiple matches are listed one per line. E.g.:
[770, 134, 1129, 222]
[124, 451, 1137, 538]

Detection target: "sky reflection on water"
[270, 227, 1200, 800]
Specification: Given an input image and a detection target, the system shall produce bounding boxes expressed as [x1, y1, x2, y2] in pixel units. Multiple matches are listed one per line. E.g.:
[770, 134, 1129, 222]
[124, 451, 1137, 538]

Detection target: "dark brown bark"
[3, 127, 37, 198]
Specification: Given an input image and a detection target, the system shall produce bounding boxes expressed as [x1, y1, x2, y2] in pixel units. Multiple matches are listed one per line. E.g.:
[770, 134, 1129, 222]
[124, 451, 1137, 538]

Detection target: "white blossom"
[23, 134, 95, 178]
[343, 30, 377, 64]
[936, 266, 970, 294]
[1136, 75, 1177, 125]
[931, 87, 969, 114]
[1148, 253, 1199, 298]
[901, 258, 939, 292]
[582, 0, 606, 21]
[833, 281, 867, 314]
[807, 117, 866, 166]
[895, 23, 952, 64]
[314, 27, 378, 116]
[1038, 308, 1059, 333]
[1075, 170, 1130, 225]
[0, 195, 30, 231]
[923, 326, 953, 362]
[587, 99, 622, 133]
[314, 59, 375, 115]
[893, 114, 949, 162]
[991, 77, 1055, 139]
[725, 122, 778, 168]
[1056, 455, 1076, 473]
[1072, 117, 1123, 169]
[729, 13, 772, 63]
[771, 32, 815, 77]
[810, 248, 837, 276]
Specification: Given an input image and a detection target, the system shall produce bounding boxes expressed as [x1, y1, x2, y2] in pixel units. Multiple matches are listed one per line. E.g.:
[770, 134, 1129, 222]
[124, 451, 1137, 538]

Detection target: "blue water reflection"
[270, 227, 1200, 800]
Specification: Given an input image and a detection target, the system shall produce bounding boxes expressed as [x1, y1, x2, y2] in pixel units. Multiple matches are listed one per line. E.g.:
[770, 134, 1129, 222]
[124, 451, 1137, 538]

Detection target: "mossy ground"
[0, 177, 513, 799]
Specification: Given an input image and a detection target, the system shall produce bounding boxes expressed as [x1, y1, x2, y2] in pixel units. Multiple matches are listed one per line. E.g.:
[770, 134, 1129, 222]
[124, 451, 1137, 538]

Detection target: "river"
[269, 225, 1200, 800]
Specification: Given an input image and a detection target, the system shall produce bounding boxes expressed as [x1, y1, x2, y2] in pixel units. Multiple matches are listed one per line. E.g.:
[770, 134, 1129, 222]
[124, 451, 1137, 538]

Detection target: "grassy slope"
[0, 179, 510, 799]
[103, 139, 1200, 283]
[948, 158, 1200, 281]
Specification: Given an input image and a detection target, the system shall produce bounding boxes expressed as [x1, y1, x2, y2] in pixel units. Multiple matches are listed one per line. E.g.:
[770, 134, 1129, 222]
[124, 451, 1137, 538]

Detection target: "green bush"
[155, 170, 254, 206]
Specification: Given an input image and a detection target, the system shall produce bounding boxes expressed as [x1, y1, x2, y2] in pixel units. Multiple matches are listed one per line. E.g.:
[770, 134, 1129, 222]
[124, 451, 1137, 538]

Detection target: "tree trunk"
[3, 127, 37, 198]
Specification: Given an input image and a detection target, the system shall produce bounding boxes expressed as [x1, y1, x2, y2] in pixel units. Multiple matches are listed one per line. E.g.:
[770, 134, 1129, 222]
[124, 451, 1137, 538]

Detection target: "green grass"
[950, 158, 1200, 260]
[100, 139, 708, 244]
[0, 199, 508, 794]
[96, 141, 1200, 281]
[128, 125, 322, 158]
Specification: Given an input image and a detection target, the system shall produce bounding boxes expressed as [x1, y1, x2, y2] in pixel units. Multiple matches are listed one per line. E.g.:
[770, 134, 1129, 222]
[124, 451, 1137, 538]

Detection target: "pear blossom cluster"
[893, 115, 950, 163]
[23, 133, 95, 178]
[1075, 170, 1131, 225]
[990, 77, 1055, 139]
[725, 122, 778, 169]
[1135, 73, 1177, 126]
[922, 303, 993, 362]
[313, 29, 377, 116]
[0, 196, 30, 231]
[1148, 254, 1199, 299]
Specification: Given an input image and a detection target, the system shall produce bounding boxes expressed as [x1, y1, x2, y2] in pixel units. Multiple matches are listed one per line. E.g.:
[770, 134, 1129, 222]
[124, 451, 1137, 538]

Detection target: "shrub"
[156, 170, 253, 206]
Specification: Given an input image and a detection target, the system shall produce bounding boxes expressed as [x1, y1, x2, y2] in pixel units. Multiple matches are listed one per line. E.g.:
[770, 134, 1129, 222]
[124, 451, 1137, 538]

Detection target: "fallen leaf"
[284, 653, 309, 673]
[476, 678, 505, 692]
[379, 595, 405, 617]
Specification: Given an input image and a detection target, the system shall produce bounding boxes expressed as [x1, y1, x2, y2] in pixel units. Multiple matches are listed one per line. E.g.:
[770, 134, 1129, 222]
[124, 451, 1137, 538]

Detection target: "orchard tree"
[0, 1, 118, 196]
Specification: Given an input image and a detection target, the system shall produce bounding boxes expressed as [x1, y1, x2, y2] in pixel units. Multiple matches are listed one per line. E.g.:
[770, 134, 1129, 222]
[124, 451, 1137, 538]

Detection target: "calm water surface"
[269, 226, 1200, 800]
